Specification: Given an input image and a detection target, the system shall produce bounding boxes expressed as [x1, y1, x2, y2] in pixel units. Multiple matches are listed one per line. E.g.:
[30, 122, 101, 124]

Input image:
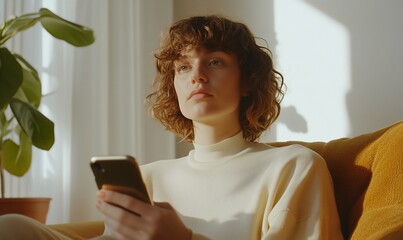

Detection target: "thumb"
[154, 201, 174, 209]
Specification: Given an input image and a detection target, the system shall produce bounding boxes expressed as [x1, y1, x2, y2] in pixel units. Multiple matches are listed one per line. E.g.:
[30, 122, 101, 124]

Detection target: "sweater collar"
[191, 131, 249, 163]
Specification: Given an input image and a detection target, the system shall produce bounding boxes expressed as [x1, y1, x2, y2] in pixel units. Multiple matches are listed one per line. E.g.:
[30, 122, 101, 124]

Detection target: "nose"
[191, 64, 208, 84]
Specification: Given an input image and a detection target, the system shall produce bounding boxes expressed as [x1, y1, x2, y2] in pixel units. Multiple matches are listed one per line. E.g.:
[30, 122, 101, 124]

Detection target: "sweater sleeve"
[263, 147, 343, 240]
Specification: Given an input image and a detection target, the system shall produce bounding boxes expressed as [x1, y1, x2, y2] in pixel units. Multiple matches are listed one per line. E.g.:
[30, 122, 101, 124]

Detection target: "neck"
[193, 121, 241, 145]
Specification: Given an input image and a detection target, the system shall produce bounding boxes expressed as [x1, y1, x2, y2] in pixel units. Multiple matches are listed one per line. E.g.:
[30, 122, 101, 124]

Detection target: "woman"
[96, 15, 343, 239]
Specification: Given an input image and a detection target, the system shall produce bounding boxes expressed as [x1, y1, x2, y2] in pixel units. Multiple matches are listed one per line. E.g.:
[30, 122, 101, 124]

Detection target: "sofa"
[49, 121, 403, 239]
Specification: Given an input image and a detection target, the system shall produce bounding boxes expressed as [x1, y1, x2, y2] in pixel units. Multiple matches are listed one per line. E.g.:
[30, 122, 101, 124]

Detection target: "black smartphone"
[90, 155, 152, 204]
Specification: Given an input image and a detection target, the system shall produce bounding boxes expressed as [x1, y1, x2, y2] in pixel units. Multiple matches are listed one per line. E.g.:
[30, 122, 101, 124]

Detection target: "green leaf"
[10, 98, 54, 150]
[14, 54, 42, 108]
[0, 111, 6, 129]
[2, 137, 32, 177]
[0, 112, 12, 139]
[0, 13, 40, 45]
[39, 8, 95, 47]
[0, 47, 23, 109]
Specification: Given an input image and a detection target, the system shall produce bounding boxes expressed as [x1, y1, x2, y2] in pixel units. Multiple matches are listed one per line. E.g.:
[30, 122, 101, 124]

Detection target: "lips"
[188, 89, 212, 99]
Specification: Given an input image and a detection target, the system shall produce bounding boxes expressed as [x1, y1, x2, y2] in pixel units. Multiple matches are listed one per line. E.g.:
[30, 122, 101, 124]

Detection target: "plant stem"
[0, 155, 4, 198]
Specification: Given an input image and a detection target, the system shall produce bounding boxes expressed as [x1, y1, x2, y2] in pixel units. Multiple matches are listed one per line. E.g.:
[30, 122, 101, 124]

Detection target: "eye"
[175, 64, 191, 73]
[209, 59, 223, 67]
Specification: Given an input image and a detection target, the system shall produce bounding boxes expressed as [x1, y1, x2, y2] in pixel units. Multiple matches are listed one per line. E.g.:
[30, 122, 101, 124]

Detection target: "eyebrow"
[174, 55, 189, 63]
[178, 49, 228, 59]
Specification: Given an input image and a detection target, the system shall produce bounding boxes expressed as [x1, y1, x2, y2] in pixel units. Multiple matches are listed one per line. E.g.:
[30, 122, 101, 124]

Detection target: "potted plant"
[0, 8, 94, 223]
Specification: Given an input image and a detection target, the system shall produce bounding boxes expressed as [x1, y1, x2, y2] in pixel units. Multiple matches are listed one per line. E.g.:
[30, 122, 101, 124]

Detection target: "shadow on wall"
[305, 0, 403, 136]
[277, 105, 308, 134]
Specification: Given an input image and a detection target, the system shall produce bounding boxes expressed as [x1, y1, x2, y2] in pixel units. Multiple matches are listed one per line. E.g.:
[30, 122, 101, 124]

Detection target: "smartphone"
[90, 155, 152, 204]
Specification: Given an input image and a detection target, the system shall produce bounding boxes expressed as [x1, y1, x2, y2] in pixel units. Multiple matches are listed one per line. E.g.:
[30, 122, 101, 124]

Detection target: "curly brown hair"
[146, 15, 285, 142]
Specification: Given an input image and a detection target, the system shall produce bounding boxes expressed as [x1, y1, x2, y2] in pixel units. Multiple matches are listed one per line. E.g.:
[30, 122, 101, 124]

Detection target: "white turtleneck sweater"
[141, 132, 343, 240]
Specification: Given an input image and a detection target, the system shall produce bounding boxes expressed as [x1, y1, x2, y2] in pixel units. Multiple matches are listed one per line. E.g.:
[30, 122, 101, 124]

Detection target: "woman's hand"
[96, 189, 192, 240]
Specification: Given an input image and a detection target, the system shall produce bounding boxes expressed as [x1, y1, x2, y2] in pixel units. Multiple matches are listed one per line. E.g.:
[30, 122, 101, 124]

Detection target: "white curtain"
[1, 0, 175, 224]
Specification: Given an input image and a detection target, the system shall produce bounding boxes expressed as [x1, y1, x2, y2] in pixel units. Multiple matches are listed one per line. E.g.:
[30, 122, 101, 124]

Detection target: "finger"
[108, 225, 131, 240]
[97, 198, 151, 236]
[102, 184, 151, 204]
[98, 189, 151, 216]
[154, 201, 173, 210]
[104, 214, 146, 240]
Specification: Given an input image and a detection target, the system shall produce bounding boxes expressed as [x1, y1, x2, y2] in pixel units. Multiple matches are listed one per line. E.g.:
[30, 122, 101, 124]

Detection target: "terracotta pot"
[0, 198, 51, 223]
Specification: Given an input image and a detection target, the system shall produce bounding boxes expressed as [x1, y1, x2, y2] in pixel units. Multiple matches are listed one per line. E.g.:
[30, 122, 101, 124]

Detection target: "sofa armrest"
[48, 221, 104, 239]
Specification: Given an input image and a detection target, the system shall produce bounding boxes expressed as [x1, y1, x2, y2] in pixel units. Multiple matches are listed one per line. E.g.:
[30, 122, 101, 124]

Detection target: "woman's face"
[173, 48, 242, 125]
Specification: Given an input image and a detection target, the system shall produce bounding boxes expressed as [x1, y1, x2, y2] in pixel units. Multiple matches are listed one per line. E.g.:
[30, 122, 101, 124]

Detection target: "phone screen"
[90, 155, 152, 204]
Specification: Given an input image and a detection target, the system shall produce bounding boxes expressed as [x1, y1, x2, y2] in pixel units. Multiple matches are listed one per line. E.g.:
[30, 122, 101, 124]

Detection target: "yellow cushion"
[271, 121, 403, 239]
[48, 220, 104, 239]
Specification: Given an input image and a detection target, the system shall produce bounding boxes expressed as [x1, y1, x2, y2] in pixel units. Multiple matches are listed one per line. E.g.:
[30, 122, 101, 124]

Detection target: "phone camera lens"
[93, 162, 105, 173]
